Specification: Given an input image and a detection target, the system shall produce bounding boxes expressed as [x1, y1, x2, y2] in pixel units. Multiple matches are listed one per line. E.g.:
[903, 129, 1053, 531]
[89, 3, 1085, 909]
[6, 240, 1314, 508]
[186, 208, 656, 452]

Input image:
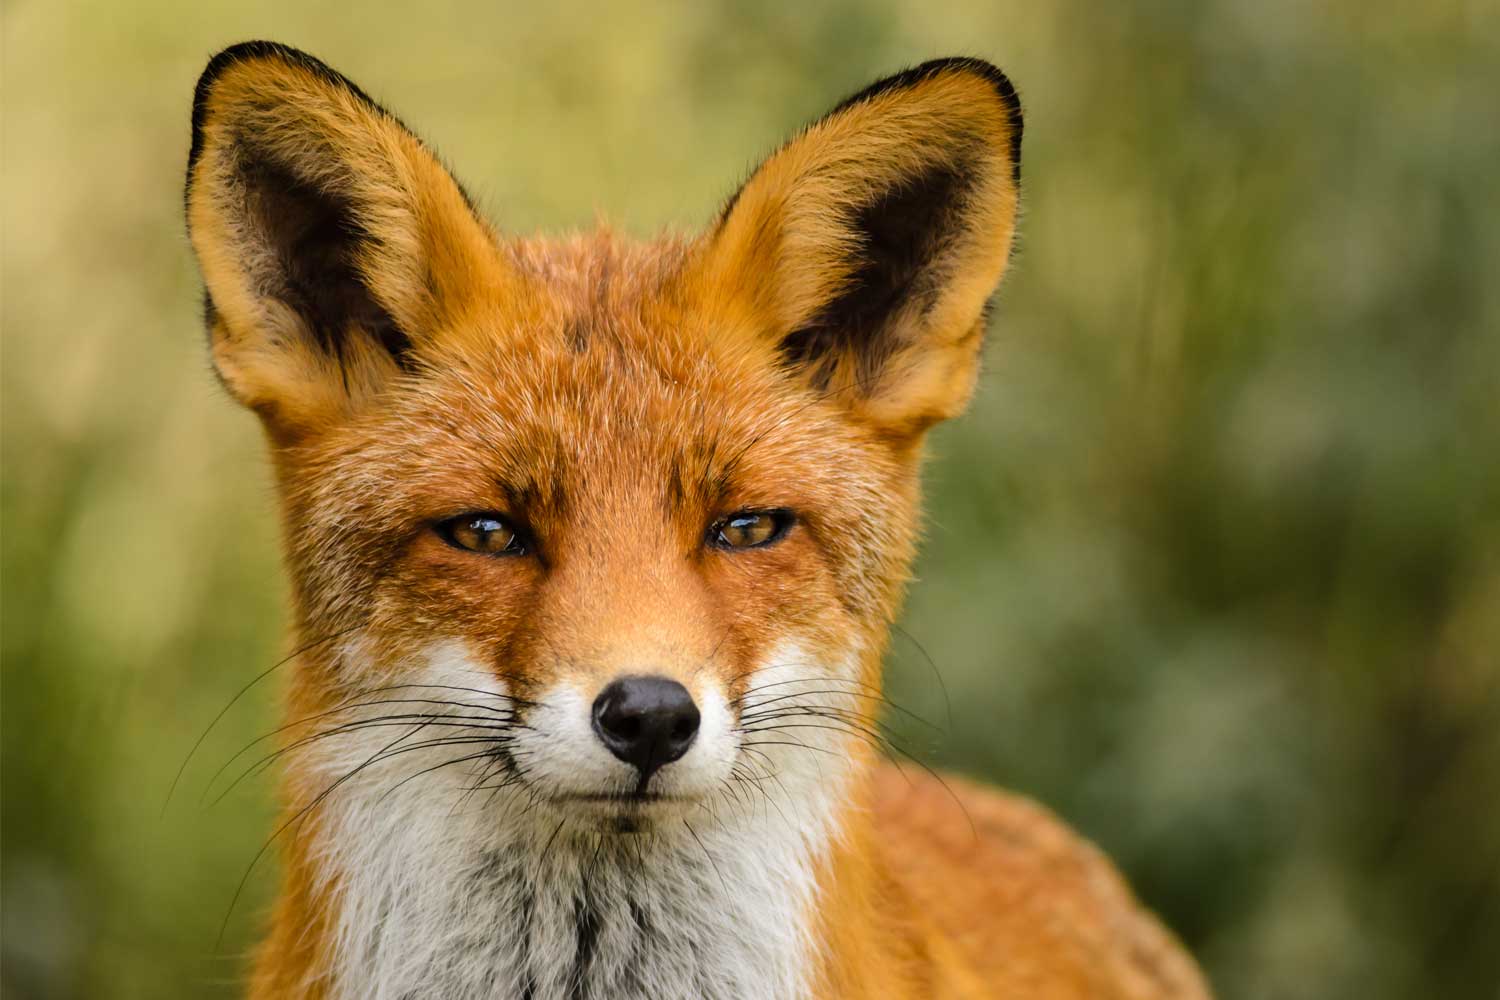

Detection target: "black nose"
[591, 676, 700, 780]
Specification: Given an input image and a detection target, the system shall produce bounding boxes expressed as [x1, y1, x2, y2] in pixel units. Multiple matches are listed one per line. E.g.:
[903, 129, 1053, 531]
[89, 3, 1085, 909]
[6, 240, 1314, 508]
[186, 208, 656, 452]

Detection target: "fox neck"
[304, 777, 853, 1000]
[279, 749, 861, 1000]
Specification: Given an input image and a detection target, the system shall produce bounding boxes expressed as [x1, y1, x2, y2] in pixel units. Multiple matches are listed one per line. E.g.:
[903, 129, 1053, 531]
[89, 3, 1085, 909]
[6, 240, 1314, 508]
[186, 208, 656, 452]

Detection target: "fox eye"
[710, 510, 793, 550]
[436, 513, 527, 556]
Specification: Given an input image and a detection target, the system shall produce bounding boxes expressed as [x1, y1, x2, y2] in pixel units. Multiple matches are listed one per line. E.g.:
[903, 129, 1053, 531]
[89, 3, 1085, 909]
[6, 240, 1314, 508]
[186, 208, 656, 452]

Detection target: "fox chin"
[184, 41, 1212, 1000]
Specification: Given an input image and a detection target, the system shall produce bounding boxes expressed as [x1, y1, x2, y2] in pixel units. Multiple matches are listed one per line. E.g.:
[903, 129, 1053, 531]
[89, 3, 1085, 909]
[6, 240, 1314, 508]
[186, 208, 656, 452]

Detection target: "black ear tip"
[830, 56, 1024, 182]
[926, 56, 1023, 136]
[843, 56, 1022, 123]
[943, 58, 1023, 181]
[191, 42, 308, 176]
[198, 39, 319, 83]
[187, 41, 378, 176]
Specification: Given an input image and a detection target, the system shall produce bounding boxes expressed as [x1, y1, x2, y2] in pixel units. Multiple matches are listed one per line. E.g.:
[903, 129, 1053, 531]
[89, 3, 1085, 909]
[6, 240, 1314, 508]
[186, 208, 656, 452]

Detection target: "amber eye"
[710, 509, 793, 550]
[436, 512, 527, 556]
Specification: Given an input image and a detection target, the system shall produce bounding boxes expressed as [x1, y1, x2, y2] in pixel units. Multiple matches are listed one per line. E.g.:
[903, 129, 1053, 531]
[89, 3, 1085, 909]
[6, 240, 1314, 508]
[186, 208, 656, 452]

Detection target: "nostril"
[591, 675, 701, 778]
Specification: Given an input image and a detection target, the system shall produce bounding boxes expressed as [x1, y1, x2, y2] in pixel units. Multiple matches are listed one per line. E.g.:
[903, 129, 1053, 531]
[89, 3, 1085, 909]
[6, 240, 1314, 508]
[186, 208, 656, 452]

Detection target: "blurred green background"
[4, 1, 1498, 997]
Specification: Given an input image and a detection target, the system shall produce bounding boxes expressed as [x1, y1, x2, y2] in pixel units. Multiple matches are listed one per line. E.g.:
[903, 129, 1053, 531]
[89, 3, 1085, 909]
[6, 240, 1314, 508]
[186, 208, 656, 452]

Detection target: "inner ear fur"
[185, 41, 511, 439]
[694, 58, 1023, 438]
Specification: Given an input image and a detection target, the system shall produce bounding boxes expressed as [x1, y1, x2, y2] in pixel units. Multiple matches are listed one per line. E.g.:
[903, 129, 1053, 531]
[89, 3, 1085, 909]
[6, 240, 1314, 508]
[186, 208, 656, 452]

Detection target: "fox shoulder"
[871, 765, 1212, 1000]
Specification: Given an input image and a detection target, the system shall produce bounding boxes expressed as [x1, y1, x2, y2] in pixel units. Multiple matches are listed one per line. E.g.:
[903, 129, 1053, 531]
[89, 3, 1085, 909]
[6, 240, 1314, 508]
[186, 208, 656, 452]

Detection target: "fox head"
[187, 43, 1021, 835]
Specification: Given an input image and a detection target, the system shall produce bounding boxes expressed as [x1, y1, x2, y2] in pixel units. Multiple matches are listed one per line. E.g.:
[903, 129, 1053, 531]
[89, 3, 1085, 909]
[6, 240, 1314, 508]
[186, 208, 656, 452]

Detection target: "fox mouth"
[555, 791, 686, 805]
[550, 790, 695, 834]
[546, 791, 696, 833]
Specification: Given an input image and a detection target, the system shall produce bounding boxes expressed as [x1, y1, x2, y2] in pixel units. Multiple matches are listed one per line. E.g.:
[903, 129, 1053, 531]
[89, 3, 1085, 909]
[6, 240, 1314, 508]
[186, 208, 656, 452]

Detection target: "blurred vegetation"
[4, 1, 1498, 997]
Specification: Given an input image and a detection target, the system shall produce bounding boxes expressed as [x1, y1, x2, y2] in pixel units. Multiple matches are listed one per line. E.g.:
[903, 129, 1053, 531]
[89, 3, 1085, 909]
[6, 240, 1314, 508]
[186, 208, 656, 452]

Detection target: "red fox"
[185, 41, 1212, 999]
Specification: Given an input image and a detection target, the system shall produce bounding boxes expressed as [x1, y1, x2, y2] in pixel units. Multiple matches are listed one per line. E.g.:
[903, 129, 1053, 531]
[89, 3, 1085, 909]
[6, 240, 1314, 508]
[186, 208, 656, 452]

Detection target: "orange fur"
[185, 42, 1210, 999]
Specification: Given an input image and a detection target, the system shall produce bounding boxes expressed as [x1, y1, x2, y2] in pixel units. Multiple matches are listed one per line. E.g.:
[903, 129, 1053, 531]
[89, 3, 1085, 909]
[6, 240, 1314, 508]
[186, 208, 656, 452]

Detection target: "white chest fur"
[313, 761, 833, 1000]
[303, 643, 855, 1000]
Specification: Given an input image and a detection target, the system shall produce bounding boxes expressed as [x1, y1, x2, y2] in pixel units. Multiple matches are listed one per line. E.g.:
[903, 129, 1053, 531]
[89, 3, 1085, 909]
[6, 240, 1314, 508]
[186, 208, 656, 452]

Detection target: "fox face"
[187, 42, 1023, 998]
[277, 289, 922, 823]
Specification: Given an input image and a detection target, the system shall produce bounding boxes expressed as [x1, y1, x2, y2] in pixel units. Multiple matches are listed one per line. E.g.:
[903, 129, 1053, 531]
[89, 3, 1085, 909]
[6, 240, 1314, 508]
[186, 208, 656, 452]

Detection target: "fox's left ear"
[692, 58, 1022, 439]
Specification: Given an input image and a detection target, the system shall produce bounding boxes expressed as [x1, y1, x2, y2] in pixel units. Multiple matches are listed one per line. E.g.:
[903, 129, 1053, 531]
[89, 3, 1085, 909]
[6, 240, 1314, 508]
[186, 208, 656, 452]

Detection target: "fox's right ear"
[185, 42, 513, 441]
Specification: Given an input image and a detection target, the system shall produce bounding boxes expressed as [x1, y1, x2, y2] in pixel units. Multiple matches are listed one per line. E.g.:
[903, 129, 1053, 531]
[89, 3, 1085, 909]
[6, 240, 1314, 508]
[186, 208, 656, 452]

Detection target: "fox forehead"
[307, 234, 888, 521]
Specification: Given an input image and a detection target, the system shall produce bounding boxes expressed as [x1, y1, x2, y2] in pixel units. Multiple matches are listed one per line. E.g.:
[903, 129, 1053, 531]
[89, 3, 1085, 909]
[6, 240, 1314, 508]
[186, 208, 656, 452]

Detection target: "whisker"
[206, 712, 520, 806]
[163, 625, 360, 817]
[217, 718, 433, 949]
[738, 676, 938, 731]
[738, 738, 841, 758]
[727, 756, 795, 828]
[890, 622, 954, 735]
[202, 699, 519, 800]
[683, 818, 730, 895]
[338, 682, 537, 709]
[740, 702, 905, 739]
[739, 703, 905, 735]
[739, 720, 891, 755]
[738, 711, 971, 835]
[376, 749, 505, 806]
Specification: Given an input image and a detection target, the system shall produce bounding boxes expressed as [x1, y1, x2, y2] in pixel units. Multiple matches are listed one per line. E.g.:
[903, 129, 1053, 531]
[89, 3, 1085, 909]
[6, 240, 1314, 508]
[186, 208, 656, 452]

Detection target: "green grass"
[4, 2, 1498, 997]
